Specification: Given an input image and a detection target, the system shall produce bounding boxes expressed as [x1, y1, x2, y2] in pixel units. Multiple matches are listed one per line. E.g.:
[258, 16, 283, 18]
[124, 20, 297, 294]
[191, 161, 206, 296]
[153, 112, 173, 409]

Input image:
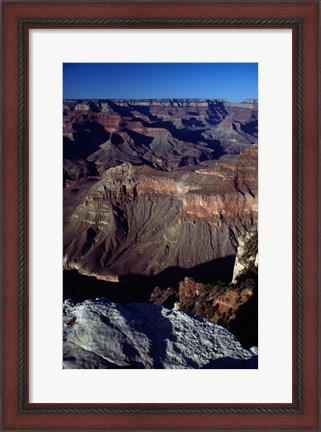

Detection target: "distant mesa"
[63, 98, 258, 175]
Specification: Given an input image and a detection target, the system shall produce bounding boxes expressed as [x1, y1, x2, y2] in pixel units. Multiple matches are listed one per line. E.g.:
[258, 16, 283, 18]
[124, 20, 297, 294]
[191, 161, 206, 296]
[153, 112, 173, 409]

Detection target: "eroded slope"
[64, 146, 258, 283]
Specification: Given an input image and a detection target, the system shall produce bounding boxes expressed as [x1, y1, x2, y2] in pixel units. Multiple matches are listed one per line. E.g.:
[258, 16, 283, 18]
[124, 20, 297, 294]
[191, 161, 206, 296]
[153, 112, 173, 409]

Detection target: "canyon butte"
[63, 98, 258, 368]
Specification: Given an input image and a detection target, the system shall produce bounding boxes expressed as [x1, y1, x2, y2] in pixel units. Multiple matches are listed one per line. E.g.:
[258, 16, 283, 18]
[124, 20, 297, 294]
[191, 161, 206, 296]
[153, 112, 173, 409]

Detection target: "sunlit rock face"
[63, 298, 258, 369]
[63, 147, 257, 282]
[232, 230, 258, 283]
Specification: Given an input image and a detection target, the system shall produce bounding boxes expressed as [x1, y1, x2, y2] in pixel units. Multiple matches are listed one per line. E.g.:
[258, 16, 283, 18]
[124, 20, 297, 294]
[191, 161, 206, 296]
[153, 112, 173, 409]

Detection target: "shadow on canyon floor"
[63, 255, 235, 304]
[63, 121, 110, 160]
[64, 255, 258, 354]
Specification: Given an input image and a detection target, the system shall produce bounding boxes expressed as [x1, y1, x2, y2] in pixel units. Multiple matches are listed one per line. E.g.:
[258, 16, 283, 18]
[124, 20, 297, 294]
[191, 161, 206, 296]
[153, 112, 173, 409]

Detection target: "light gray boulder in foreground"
[63, 298, 258, 369]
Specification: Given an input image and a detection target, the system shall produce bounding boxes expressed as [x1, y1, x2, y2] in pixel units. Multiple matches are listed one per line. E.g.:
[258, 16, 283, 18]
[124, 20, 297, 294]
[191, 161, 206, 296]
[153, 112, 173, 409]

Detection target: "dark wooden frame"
[1, 1, 319, 430]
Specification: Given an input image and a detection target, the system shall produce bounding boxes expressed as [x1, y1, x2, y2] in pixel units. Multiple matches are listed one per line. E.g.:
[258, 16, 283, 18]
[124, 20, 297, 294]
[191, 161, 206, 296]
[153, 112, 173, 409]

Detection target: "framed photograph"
[2, 1, 319, 430]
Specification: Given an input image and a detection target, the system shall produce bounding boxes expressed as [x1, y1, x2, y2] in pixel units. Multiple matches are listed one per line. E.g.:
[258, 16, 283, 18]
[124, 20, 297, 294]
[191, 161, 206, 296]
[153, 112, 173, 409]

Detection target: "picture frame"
[1, 1, 319, 430]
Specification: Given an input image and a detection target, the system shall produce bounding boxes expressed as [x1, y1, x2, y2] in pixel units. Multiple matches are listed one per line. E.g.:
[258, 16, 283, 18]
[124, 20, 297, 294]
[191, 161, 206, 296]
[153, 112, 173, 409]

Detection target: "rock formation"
[63, 298, 257, 369]
[63, 98, 257, 175]
[232, 230, 258, 283]
[173, 230, 258, 347]
[63, 146, 257, 283]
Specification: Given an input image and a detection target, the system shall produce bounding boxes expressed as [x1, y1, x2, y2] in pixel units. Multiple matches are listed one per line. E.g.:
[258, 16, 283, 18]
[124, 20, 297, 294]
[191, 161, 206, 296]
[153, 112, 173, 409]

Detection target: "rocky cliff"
[232, 230, 258, 283]
[64, 146, 257, 284]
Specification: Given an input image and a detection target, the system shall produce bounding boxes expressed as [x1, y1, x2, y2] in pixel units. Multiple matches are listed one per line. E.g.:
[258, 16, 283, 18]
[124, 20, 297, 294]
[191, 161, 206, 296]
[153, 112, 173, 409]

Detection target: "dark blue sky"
[63, 63, 257, 102]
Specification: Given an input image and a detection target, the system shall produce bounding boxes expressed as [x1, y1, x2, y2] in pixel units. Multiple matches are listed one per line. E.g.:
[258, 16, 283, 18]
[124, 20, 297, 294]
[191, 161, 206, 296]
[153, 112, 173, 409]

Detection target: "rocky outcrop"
[63, 298, 257, 369]
[177, 277, 255, 329]
[63, 148, 257, 283]
[149, 286, 178, 307]
[174, 230, 258, 347]
[232, 230, 258, 283]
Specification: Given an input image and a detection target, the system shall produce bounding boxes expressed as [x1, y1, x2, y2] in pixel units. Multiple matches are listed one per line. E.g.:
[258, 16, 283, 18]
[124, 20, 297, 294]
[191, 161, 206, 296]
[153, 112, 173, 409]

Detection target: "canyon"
[63, 98, 257, 177]
[64, 146, 257, 284]
[63, 98, 258, 368]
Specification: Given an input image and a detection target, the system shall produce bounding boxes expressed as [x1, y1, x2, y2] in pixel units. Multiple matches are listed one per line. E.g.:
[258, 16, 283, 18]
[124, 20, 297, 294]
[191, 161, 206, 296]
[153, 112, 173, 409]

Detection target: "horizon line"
[63, 97, 258, 102]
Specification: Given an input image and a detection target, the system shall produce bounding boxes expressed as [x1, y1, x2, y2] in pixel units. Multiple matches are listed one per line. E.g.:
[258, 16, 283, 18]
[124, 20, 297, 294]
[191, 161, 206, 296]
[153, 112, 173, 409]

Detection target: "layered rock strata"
[63, 98, 257, 174]
[64, 147, 257, 283]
